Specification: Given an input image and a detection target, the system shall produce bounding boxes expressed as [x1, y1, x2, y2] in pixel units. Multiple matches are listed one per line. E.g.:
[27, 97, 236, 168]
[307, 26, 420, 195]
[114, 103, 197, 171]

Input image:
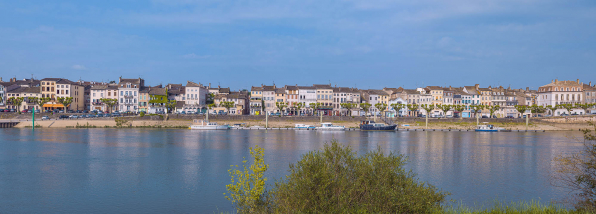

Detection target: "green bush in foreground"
[226, 141, 448, 213]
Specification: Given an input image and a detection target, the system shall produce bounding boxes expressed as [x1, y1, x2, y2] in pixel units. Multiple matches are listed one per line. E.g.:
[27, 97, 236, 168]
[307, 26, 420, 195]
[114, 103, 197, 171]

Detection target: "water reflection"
[0, 129, 585, 213]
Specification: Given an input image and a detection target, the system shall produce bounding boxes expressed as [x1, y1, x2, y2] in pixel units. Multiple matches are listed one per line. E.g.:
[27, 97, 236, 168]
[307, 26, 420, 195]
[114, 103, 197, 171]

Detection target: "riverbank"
[12, 115, 595, 130]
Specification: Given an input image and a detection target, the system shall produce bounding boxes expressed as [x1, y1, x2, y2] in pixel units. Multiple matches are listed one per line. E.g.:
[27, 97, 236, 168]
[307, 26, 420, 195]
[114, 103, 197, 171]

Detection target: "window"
[120, 91, 123, 96]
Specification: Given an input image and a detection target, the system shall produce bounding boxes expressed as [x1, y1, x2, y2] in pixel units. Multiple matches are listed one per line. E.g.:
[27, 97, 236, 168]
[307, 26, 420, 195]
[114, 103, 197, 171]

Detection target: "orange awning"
[43, 104, 65, 108]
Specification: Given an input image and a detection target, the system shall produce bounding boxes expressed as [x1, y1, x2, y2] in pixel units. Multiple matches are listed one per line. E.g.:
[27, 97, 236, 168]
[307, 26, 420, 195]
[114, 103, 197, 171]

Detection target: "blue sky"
[1, 0, 595, 90]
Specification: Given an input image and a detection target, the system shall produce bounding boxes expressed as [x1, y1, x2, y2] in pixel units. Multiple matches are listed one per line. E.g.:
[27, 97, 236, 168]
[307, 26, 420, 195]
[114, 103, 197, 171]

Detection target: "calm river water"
[0, 128, 585, 213]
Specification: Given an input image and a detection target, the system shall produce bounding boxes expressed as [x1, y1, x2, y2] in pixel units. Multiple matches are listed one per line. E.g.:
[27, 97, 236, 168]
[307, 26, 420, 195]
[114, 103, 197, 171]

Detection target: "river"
[0, 128, 585, 213]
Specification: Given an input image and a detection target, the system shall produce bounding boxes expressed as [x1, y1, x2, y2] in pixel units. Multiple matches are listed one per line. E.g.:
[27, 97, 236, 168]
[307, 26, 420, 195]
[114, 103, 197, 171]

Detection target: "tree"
[553, 122, 596, 212]
[452, 104, 466, 120]
[99, 98, 118, 113]
[165, 100, 177, 113]
[294, 102, 304, 116]
[56, 97, 73, 111]
[546, 105, 559, 116]
[406, 104, 419, 117]
[275, 102, 288, 116]
[437, 104, 453, 117]
[206, 93, 215, 104]
[561, 104, 575, 115]
[35, 97, 51, 111]
[360, 103, 372, 117]
[390, 103, 405, 117]
[308, 103, 317, 116]
[8, 97, 24, 112]
[207, 103, 216, 114]
[420, 104, 435, 129]
[530, 104, 545, 115]
[488, 105, 500, 118]
[577, 104, 591, 115]
[471, 104, 485, 118]
[514, 105, 528, 118]
[341, 103, 357, 116]
[225, 145, 269, 213]
[220, 101, 236, 114]
[374, 103, 388, 118]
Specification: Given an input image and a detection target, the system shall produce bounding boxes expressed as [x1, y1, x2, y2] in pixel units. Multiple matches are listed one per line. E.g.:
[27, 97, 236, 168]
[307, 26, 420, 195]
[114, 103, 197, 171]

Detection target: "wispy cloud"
[71, 65, 87, 70]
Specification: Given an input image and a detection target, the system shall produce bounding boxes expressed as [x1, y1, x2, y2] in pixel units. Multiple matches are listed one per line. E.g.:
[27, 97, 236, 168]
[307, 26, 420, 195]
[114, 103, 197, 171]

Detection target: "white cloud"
[71, 64, 87, 70]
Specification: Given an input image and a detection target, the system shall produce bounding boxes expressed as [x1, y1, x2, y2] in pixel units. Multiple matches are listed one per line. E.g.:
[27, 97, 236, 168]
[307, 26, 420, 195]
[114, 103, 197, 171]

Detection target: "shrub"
[225, 141, 448, 213]
[554, 122, 596, 212]
[271, 141, 448, 213]
[140, 111, 145, 117]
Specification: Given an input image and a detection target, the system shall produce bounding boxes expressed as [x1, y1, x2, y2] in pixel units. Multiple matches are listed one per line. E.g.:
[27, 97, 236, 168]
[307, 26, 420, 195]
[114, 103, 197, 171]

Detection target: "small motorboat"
[189, 120, 229, 130]
[315, 123, 346, 131]
[359, 121, 397, 131]
[295, 124, 316, 129]
[475, 123, 505, 132]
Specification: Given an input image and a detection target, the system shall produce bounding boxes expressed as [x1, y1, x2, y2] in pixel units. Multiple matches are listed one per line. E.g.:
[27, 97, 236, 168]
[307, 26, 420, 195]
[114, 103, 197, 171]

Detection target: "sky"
[0, 0, 595, 90]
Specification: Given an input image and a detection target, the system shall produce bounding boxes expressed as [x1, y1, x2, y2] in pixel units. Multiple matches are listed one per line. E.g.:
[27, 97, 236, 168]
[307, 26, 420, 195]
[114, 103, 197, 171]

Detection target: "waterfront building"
[442, 87, 454, 105]
[583, 82, 596, 103]
[147, 87, 167, 114]
[333, 87, 360, 116]
[274, 88, 287, 114]
[426, 86, 443, 105]
[387, 97, 407, 117]
[117, 77, 144, 113]
[463, 85, 481, 106]
[537, 79, 584, 115]
[314, 84, 334, 115]
[285, 85, 299, 115]
[5, 87, 41, 111]
[183, 81, 209, 113]
[250, 86, 264, 115]
[90, 85, 119, 112]
[214, 91, 250, 115]
[262, 85, 277, 113]
[298, 85, 317, 115]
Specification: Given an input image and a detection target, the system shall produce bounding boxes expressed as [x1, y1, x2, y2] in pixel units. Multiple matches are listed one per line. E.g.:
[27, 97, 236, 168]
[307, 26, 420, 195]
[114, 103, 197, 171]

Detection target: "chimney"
[526, 87, 529, 91]
[551, 80, 554, 83]
[475, 84, 479, 90]
[590, 81, 592, 86]
[555, 79, 558, 84]
[209, 83, 212, 88]
[119, 76, 122, 83]
[577, 79, 580, 84]
[0, 77, 2, 82]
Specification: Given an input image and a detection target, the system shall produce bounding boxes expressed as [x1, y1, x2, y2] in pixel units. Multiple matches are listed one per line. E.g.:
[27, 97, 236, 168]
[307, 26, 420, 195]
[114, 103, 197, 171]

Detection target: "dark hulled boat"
[359, 121, 397, 131]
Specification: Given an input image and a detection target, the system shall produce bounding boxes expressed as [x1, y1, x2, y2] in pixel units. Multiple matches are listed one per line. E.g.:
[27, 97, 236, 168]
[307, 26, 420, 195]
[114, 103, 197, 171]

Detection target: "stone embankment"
[6, 113, 595, 130]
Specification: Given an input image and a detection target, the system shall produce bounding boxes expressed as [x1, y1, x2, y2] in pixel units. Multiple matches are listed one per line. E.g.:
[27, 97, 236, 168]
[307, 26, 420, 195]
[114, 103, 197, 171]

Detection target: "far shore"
[11, 115, 596, 131]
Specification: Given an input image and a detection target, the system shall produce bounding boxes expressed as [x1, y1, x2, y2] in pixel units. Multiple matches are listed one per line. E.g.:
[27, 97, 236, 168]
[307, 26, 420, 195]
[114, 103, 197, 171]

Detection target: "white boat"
[475, 123, 506, 132]
[295, 124, 316, 129]
[189, 120, 229, 130]
[315, 123, 346, 131]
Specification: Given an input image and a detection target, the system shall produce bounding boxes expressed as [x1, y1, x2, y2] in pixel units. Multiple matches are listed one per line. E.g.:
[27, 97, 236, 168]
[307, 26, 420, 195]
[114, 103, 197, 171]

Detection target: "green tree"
[56, 97, 73, 111]
[437, 104, 452, 117]
[165, 100, 177, 113]
[560, 104, 575, 115]
[275, 102, 288, 116]
[271, 141, 447, 213]
[420, 104, 435, 129]
[294, 102, 304, 116]
[340, 103, 356, 116]
[488, 105, 500, 118]
[8, 97, 25, 112]
[452, 104, 466, 120]
[390, 103, 405, 117]
[360, 103, 372, 117]
[225, 145, 269, 213]
[546, 105, 559, 116]
[35, 97, 51, 111]
[577, 104, 591, 115]
[471, 104, 484, 118]
[375, 103, 388, 118]
[99, 98, 118, 113]
[514, 105, 528, 118]
[220, 101, 236, 114]
[407, 104, 419, 117]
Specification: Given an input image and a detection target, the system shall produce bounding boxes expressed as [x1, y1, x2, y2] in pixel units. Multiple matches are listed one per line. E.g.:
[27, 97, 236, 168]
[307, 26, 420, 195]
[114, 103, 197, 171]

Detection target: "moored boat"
[359, 120, 397, 131]
[295, 124, 316, 129]
[189, 120, 230, 130]
[315, 123, 346, 131]
[475, 123, 505, 132]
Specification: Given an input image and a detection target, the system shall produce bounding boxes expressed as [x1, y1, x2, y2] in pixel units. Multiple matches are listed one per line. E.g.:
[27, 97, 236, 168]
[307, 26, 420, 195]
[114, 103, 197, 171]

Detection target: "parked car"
[505, 116, 514, 118]
[59, 110, 64, 113]
[112, 112, 120, 117]
[97, 114, 104, 117]
[41, 116, 50, 120]
[21, 109, 28, 113]
[69, 115, 78, 119]
[59, 115, 69, 119]
[34, 110, 40, 113]
[482, 115, 488, 118]
[105, 113, 112, 117]
[83, 110, 89, 113]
